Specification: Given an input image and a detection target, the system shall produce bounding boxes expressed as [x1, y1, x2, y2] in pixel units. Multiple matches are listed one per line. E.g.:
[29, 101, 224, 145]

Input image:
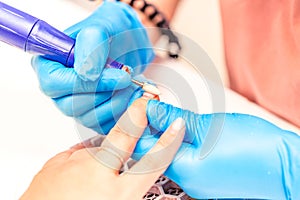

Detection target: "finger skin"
[121, 118, 185, 199]
[96, 98, 148, 171]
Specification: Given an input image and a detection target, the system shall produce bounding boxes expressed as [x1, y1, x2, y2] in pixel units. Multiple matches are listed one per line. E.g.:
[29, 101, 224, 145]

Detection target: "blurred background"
[0, 1, 298, 199]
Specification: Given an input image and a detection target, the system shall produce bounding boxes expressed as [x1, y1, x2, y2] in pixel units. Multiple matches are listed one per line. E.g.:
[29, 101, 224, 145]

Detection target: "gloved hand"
[135, 100, 300, 199]
[65, 1, 154, 81]
[32, 54, 146, 134]
[31, 1, 154, 133]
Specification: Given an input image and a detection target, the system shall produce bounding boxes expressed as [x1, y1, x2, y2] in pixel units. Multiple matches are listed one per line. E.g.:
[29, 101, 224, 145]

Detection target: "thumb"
[73, 25, 109, 81]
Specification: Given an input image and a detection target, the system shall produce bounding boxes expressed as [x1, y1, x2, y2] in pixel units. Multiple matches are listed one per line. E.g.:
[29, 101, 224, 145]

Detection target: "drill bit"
[131, 79, 161, 96]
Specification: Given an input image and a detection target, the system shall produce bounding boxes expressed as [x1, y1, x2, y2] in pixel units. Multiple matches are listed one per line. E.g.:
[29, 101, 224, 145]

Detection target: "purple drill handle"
[0, 1, 74, 67]
[0, 1, 127, 70]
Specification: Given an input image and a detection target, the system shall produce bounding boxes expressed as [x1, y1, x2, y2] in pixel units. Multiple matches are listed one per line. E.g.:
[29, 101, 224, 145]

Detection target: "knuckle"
[156, 136, 170, 149]
[110, 125, 125, 138]
[142, 154, 155, 166]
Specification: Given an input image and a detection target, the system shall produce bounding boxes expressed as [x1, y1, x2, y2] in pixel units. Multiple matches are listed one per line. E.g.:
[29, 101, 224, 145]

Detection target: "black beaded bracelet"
[117, 0, 181, 58]
[89, 0, 182, 58]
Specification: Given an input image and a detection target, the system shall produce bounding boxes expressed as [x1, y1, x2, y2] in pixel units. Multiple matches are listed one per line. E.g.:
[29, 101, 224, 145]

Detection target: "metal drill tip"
[131, 79, 161, 96]
[131, 79, 144, 87]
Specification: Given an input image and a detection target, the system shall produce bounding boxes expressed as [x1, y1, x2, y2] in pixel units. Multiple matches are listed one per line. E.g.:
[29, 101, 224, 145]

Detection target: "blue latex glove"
[65, 1, 154, 81]
[31, 1, 154, 133]
[32, 54, 145, 134]
[137, 100, 300, 199]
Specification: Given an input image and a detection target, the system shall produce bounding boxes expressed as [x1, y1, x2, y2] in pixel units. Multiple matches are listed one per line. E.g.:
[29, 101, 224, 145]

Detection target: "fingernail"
[142, 92, 156, 100]
[171, 118, 185, 134]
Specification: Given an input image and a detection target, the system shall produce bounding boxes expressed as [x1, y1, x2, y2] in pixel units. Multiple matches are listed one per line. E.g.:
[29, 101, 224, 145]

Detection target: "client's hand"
[20, 99, 185, 200]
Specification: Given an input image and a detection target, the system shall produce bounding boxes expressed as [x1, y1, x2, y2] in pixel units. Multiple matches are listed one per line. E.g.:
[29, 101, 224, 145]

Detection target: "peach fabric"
[220, 0, 300, 127]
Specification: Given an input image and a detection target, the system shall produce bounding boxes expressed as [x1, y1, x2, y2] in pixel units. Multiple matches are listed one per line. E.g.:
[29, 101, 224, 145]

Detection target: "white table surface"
[0, 1, 299, 199]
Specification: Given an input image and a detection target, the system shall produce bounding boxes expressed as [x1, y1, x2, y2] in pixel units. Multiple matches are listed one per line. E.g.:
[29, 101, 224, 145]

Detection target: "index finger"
[95, 98, 148, 172]
[31, 56, 131, 98]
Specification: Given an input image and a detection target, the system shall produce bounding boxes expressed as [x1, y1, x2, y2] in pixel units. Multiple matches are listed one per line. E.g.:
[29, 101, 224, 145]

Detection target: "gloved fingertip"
[74, 26, 110, 81]
[98, 68, 131, 91]
[74, 60, 102, 82]
[113, 72, 132, 90]
[74, 50, 107, 82]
